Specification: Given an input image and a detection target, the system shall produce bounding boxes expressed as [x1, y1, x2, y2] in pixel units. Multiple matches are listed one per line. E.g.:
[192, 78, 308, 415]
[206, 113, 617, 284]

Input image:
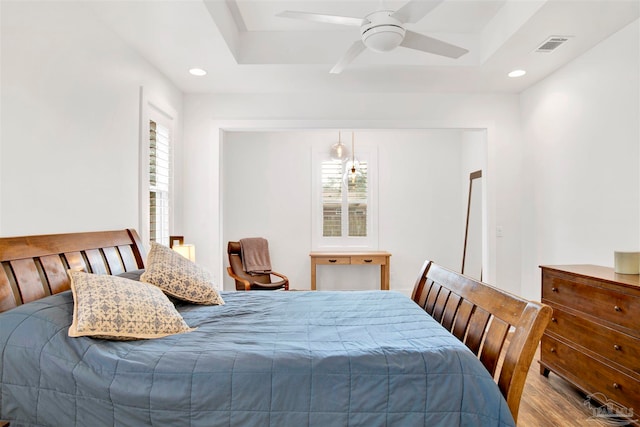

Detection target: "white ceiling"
[87, 0, 640, 94]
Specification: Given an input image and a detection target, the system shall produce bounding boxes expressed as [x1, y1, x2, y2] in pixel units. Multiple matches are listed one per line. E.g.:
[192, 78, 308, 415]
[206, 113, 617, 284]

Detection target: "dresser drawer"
[350, 255, 386, 265]
[546, 306, 640, 374]
[541, 335, 640, 411]
[542, 270, 640, 332]
[313, 256, 351, 265]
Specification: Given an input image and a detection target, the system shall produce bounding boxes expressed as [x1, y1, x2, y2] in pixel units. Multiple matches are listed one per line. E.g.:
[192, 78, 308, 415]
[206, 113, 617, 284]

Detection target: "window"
[321, 159, 368, 237]
[313, 146, 377, 250]
[139, 89, 176, 248]
[148, 119, 171, 246]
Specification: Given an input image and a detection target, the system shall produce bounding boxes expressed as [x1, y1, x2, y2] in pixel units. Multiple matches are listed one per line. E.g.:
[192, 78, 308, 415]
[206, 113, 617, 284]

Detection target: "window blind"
[321, 159, 368, 237]
[347, 162, 367, 237]
[322, 160, 342, 236]
[149, 120, 170, 245]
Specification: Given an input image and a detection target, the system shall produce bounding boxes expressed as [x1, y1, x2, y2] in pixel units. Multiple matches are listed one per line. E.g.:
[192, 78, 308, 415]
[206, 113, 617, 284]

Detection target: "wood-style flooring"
[517, 349, 636, 426]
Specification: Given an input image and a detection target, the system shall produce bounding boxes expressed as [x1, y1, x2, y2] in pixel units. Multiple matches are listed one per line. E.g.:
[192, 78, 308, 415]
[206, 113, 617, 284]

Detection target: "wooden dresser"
[540, 265, 640, 415]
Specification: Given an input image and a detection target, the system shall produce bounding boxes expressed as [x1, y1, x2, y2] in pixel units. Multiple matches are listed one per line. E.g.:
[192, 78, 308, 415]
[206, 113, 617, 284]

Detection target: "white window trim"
[138, 87, 176, 248]
[311, 145, 378, 251]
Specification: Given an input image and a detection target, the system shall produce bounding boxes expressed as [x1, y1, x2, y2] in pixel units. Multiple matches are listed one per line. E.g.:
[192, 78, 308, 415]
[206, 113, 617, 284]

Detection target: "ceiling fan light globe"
[362, 25, 405, 52]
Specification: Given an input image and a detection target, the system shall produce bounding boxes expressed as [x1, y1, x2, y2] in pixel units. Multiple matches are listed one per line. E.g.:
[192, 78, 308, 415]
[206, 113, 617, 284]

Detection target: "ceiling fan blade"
[391, 0, 444, 24]
[330, 40, 367, 74]
[400, 30, 468, 59]
[277, 11, 365, 27]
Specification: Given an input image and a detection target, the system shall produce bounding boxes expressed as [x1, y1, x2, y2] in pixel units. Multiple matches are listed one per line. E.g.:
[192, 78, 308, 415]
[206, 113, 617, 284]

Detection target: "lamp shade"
[343, 162, 363, 186]
[173, 244, 196, 262]
[330, 141, 349, 160]
[330, 131, 349, 161]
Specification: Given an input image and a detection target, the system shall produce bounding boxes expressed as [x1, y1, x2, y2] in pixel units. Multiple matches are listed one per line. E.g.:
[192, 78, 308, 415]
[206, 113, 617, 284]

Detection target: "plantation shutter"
[322, 159, 368, 237]
[347, 162, 367, 237]
[149, 120, 170, 245]
[322, 160, 342, 236]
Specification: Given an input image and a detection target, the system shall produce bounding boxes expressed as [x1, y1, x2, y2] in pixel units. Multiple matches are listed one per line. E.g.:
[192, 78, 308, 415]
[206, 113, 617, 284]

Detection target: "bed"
[0, 229, 550, 426]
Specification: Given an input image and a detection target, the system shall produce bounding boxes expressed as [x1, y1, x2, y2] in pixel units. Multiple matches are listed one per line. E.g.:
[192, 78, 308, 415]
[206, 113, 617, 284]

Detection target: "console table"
[309, 251, 391, 291]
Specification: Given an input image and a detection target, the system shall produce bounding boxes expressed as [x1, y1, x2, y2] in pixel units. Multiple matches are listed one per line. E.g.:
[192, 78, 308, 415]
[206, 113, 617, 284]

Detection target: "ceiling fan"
[277, 0, 469, 74]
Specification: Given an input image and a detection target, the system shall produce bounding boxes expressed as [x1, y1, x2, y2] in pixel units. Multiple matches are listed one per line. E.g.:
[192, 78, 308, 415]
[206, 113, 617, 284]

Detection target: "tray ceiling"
[85, 0, 639, 93]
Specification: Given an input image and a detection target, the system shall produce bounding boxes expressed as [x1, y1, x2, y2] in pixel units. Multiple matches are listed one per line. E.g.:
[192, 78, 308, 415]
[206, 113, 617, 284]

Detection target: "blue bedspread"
[1, 290, 515, 426]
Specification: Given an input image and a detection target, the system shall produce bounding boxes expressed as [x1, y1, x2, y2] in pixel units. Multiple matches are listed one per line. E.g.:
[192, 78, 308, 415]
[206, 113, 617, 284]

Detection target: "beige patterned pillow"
[68, 270, 194, 340]
[141, 242, 224, 305]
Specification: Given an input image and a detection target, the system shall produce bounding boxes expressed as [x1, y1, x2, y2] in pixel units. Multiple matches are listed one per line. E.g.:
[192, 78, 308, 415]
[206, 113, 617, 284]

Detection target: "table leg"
[379, 264, 387, 290]
[383, 257, 391, 290]
[311, 259, 317, 291]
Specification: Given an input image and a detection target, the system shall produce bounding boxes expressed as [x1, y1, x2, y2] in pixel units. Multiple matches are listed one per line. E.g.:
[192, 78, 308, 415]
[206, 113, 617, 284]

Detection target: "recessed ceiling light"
[189, 68, 207, 76]
[508, 69, 526, 78]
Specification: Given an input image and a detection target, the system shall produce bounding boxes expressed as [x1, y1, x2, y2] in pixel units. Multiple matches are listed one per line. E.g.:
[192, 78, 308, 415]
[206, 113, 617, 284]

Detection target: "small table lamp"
[169, 235, 196, 262]
[173, 244, 196, 262]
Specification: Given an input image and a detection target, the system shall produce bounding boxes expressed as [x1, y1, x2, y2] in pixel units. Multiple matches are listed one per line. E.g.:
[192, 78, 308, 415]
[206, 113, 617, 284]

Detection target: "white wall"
[519, 19, 640, 300]
[0, 2, 183, 237]
[183, 93, 523, 295]
[377, 130, 468, 294]
[222, 130, 470, 293]
[461, 130, 489, 279]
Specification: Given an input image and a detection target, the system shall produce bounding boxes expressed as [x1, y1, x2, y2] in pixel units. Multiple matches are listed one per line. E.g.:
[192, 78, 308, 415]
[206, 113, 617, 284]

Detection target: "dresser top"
[540, 264, 640, 288]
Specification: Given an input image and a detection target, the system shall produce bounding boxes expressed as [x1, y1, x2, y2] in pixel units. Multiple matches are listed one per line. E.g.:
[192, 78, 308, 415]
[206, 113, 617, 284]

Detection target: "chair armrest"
[270, 271, 289, 290]
[227, 266, 252, 291]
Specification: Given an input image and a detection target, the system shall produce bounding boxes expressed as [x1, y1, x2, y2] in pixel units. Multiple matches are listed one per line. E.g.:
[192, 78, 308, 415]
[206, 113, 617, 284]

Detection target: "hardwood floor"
[517, 350, 636, 426]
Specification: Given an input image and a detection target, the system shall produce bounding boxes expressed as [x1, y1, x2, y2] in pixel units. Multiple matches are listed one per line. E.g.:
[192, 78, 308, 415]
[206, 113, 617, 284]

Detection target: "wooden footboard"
[0, 229, 146, 313]
[411, 260, 552, 424]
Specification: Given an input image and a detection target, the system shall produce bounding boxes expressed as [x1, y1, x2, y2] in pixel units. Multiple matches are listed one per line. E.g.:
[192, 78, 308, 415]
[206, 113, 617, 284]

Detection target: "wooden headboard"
[411, 260, 552, 423]
[0, 229, 146, 313]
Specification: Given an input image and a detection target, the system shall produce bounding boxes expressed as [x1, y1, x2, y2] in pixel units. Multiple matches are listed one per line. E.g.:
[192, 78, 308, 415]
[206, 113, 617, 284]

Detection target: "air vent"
[536, 36, 571, 53]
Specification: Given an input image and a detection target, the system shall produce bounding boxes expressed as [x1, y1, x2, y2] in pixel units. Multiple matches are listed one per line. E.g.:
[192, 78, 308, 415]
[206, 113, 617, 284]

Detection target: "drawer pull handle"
[329, 259, 337, 263]
[551, 317, 557, 323]
[551, 287, 558, 292]
[614, 344, 621, 351]
[364, 259, 373, 263]
[613, 383, 620, 389]
[550, 348, 556, 353]
[614, 305, 622, 312]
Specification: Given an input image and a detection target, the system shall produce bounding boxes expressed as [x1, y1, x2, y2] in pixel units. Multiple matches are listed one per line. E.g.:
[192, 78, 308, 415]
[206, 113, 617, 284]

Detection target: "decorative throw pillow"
[141, 242, 224, 305]
[68, 270, 194, 340]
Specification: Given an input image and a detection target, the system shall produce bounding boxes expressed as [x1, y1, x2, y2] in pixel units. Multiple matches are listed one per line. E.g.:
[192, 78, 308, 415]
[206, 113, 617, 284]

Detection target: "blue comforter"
[1, 290, 515, 426]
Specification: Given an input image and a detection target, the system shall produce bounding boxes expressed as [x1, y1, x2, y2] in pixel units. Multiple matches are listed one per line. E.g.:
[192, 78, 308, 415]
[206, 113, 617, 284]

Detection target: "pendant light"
[344, 132, 361, 185]
[330, 131, 349, 161]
